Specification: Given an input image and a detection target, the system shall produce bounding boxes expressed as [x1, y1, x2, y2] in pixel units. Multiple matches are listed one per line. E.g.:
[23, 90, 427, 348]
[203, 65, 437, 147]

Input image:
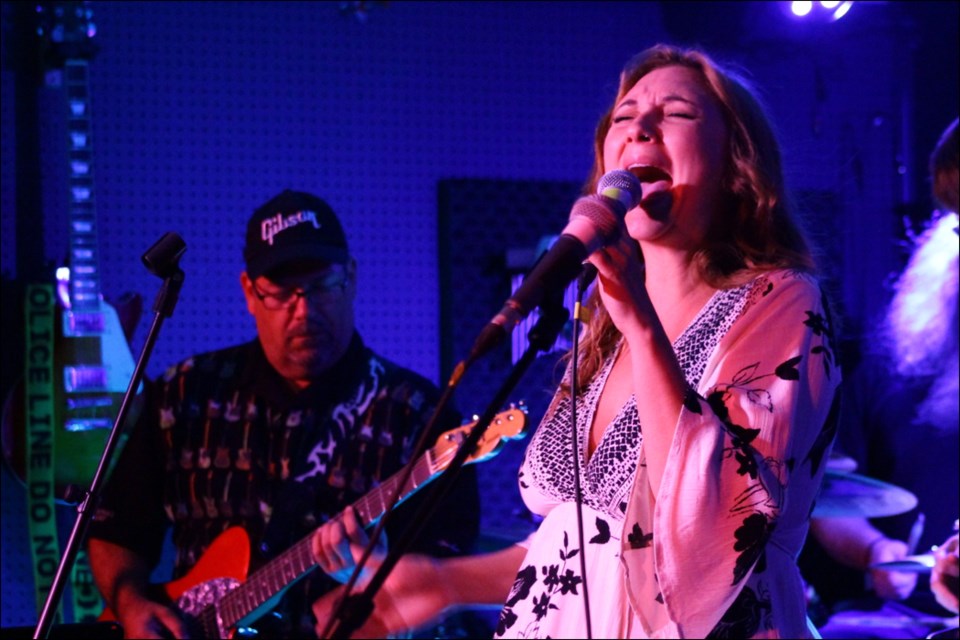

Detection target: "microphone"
[469, 170, 642, 360]
[142, 231, 187, 278]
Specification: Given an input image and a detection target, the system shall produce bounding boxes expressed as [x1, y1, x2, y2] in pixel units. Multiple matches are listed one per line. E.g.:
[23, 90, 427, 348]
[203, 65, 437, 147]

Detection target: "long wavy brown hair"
[563, 44, 817, 396]
[929, 117, 958, 214]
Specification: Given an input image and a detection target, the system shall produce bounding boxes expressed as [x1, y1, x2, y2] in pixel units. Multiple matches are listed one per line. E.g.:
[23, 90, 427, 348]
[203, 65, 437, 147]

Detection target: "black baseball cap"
[243, 190, 349, 279]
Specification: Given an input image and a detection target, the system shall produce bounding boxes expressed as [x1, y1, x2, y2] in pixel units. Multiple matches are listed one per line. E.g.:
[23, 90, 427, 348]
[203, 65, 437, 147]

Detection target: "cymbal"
[813, 470, 919, 518]
[870, 553, 936, 573]
[826, 451, 858, 473]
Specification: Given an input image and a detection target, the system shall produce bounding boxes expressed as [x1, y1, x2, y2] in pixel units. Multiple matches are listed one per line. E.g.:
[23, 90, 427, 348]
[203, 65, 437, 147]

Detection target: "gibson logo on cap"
[261, 210, 321, 245]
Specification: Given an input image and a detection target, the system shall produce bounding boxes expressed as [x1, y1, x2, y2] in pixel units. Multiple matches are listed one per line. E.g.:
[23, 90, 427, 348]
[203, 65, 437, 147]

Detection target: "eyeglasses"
[251, 272, 348, 310]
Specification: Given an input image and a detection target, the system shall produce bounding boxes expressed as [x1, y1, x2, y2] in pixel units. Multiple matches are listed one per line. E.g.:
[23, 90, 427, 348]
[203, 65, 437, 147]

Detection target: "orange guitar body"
[99, 527, 251, 629]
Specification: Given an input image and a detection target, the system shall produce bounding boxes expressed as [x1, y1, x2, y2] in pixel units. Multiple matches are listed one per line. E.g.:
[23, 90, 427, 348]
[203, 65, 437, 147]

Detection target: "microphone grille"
[597, 169, 642, 214]
[569, 195, 620, 242]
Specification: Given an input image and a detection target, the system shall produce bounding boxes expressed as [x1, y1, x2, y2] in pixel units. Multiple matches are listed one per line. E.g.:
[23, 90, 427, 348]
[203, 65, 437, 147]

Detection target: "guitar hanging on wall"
[1, 1, 140, 498]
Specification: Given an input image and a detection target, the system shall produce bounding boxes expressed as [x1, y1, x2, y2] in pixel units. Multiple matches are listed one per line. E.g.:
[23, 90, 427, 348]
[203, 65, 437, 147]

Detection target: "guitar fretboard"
[353, 449, 437, 525]
[64, 58, 102, 317]
[216, 450, 440, 630]
[218, 536, 314, 631]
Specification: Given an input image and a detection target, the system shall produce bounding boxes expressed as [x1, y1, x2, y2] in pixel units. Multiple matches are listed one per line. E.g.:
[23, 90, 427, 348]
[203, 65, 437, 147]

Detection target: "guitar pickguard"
[177, 577, 241, 639]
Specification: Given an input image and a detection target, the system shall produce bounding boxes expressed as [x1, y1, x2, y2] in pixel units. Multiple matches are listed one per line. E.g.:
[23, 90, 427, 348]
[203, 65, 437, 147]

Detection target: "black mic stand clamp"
[33, 232, 186, 640]
[325, 292, 570, 640]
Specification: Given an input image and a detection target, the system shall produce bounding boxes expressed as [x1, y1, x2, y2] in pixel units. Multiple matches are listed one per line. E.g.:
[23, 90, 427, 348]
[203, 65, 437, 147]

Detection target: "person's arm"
[809, 517, 917, 600]
[930, 532, 959, 613]
[587, 238, 688, 497]
[88, 538, 188, 639]
[612, 272, 842, 637]
[312, 543, 527, 638]
[87, 378, 180, 638]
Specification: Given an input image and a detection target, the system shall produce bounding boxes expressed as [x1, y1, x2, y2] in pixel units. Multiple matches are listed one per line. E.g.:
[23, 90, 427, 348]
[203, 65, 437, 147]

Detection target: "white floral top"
[497, 270, 841, 639]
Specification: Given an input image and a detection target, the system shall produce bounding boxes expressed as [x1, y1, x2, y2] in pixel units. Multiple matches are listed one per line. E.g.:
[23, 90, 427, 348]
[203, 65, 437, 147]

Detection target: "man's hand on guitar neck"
[89, 538, 190, 639]
[312, 506, 387, 585]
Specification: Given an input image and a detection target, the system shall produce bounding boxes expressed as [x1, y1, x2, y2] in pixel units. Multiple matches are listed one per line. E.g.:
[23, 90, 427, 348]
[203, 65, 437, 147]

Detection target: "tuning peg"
[510, 400, 529, 414]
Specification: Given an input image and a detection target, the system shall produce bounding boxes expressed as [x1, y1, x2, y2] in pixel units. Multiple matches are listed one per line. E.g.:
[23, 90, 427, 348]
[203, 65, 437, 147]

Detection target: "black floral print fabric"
[500, 271, 840, 639]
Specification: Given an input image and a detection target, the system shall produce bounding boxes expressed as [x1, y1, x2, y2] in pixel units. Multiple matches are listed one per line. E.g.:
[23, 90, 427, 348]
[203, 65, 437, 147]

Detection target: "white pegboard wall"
[73, 1, 668, 383]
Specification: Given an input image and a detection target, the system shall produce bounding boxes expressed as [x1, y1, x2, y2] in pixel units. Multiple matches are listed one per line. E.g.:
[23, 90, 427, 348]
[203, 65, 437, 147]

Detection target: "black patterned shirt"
[90, 332, 479, 636]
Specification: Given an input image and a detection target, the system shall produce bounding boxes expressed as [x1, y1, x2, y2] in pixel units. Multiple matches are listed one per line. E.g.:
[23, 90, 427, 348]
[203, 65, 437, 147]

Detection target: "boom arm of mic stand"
[33, 268, 185, 640]
[324, 301, 570, 640]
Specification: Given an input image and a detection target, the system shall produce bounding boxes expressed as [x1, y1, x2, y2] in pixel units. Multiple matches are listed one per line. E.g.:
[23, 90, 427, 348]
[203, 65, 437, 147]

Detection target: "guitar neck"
[209, 408, 526, 632]
[64, 58, 102, 315]
[216, 450, 439, 630]
[217, 535, 315, 632]
[353, 450, 438, 526]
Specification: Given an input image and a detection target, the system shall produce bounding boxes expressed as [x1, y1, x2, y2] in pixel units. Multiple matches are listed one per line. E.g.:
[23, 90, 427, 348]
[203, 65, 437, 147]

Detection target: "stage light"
[791, 1, 814, 17]
[786, 0, 855, 22]
[830, 1, 853, 21]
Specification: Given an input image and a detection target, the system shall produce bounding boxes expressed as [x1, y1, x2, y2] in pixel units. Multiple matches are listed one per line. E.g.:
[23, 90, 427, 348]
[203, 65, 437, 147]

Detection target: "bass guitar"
[100, 407, 528, 638]
[1, 1, 140, 496]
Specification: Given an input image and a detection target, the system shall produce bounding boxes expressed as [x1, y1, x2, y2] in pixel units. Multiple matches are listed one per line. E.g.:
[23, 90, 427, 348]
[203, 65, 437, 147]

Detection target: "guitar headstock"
[36, 1, 99, 67]
[429, 405, 528, 471]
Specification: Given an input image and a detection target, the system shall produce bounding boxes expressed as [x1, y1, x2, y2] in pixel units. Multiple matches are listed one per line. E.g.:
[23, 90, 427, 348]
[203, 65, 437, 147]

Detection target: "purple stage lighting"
[787, 0, 854, 22]
[791, 1, 814, 17]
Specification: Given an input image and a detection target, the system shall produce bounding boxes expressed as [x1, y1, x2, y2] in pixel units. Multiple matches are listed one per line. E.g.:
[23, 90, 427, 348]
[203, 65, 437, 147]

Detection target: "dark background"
[2, 0, 957, 630]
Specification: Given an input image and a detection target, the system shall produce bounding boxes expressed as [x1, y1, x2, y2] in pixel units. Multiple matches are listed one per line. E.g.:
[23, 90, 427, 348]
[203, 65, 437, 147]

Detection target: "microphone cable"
[570, 262, 597, 639]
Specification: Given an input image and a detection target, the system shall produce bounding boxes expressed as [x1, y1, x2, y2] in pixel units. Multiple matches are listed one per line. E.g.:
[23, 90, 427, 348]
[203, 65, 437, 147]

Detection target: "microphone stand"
[33, 233, 186, 640]
[324, 296, 570, 640]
